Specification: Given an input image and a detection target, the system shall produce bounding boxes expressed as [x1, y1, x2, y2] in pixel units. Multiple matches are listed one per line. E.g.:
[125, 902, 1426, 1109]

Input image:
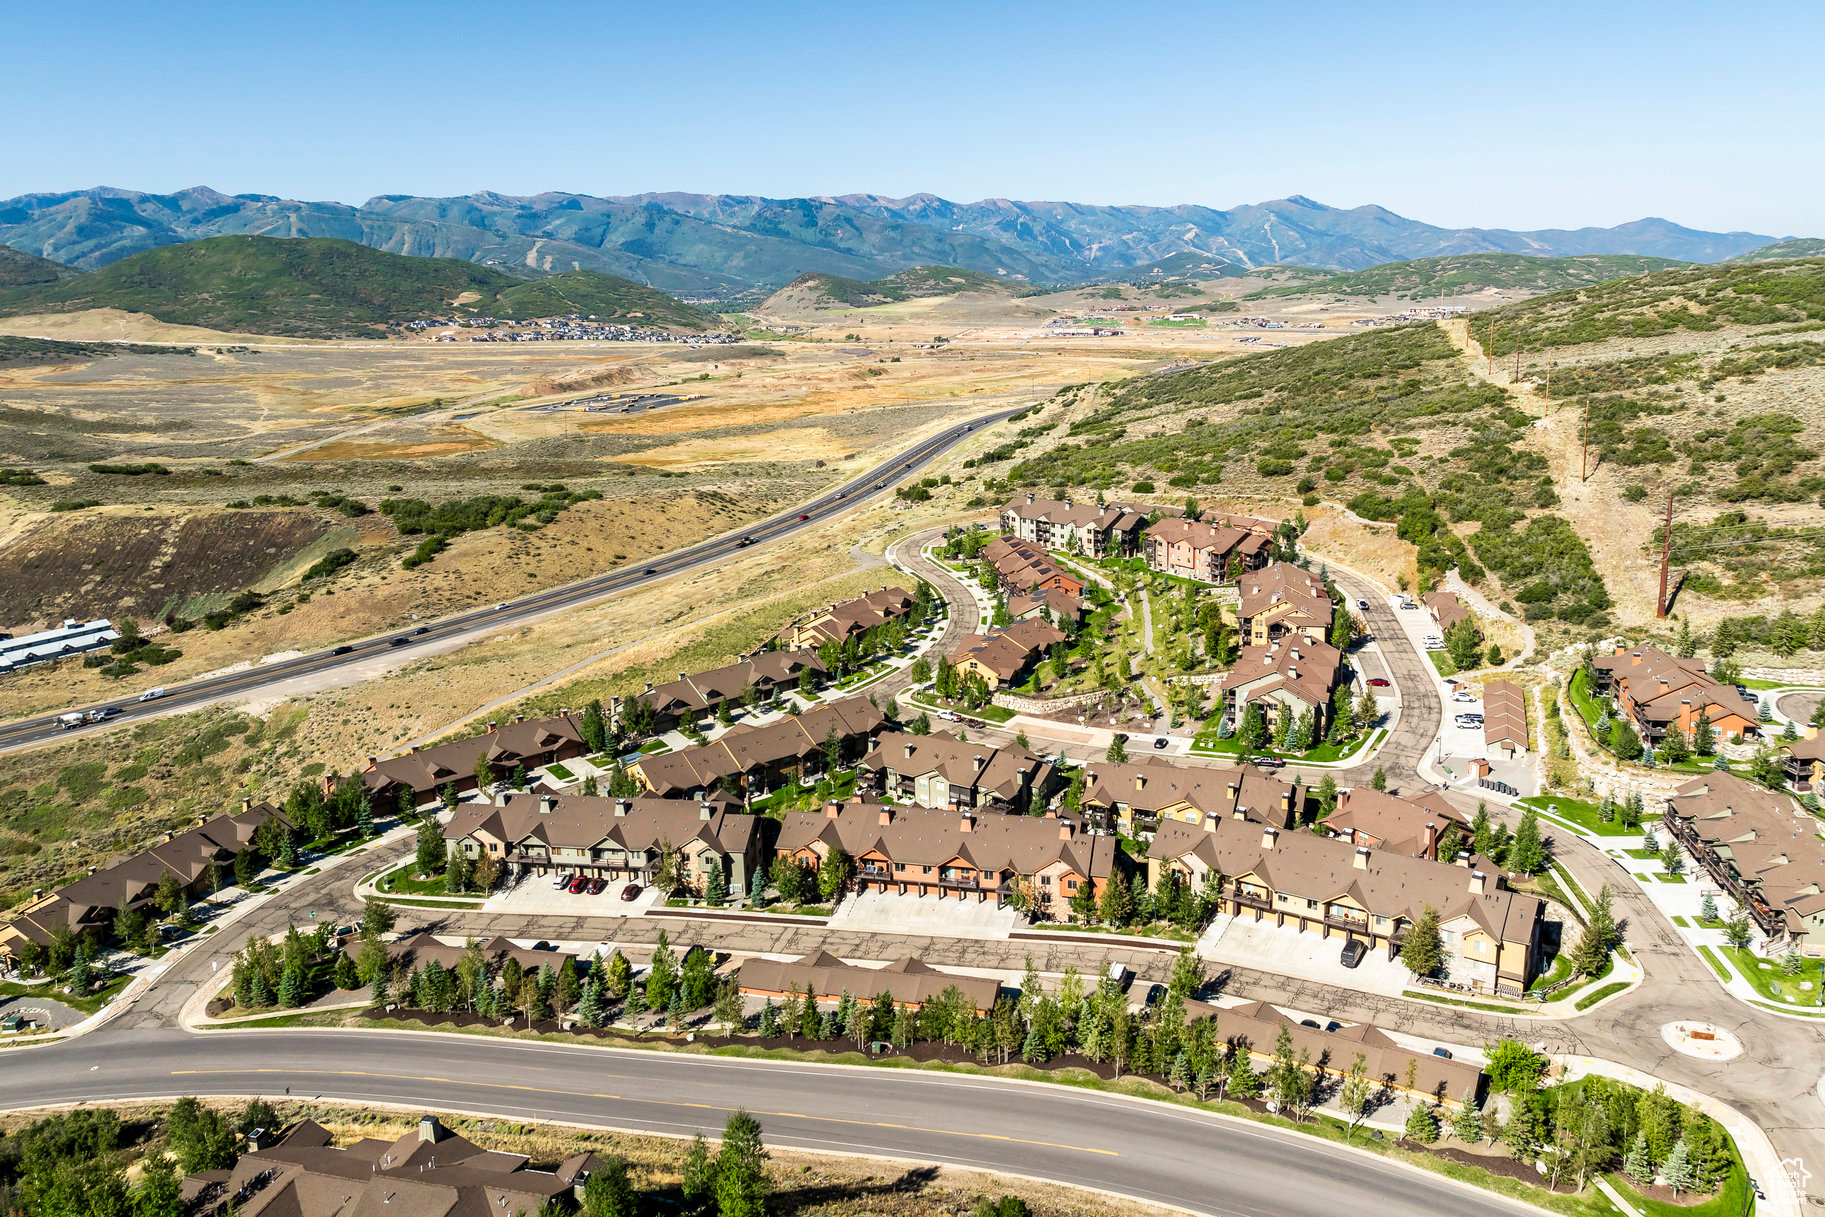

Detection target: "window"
[1066, 879, 1078, 892]
[1306, 899, 1318, 911]
[923, 866, 933, 875]
[894, 863, 905, 873]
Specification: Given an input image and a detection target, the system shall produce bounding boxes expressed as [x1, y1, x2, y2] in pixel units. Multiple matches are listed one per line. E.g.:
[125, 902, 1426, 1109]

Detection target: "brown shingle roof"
[1482, 680, 1527, 750]
[447, 790, 756, 858]
[1324, 788, 1469, 857]
[862, 730, 1054, 802]
[737, 950, 1001, 1011]
[633, 698, 885, 795]
[1080, 757, 1300, 828]
[1667, 772, 1825, 932]
[777, 802, 1119, 882]
[364, 716, 586, 798]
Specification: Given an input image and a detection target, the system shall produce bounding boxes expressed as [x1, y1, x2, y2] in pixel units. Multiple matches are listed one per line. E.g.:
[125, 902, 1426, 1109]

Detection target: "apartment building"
[1218, 636, 1345, 737]
[1482, 680, 1528, 757]
[1009, 584, 1085, 625]
[1076, 757, 1300, 836]
[737, 950, 1001, 1013]
[1422, 591, 1473, 635]
[444, 789, 764, 896]
[346, 931, 576, 977]
[362, 713, 589, 810]
[1591, 644, 1760, 746]
[631, 650, 829, 732]
[1323, 788, 1470, 859]
[630, 697, 884, 798]
[1664, 772, 1825, 951]
[1779, 728, 1825, 793]
[1142, 517, 1273, 583]
[860, 729, 1058, 812]
[982, 537, 1087, 599]
[776, 800, 1123, 920]
[1148, 817, 1544, 994]
[998, 494, 1164, 558]
[776, 586, 918, 650]
[1235, 562, 1334, 645]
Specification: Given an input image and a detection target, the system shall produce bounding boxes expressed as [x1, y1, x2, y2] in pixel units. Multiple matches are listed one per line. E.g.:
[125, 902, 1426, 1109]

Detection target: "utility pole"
[1657, 490, 1675, 618]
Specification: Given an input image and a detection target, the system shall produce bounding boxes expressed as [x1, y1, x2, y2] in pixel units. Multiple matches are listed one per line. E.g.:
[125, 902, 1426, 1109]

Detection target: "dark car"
[1368, 677, 1391, 687]
[1432, 1046, 1453, 1060]
[1140, 983, 1165, 1009]
[1153, 736, 1169, 749]
[1251, 755, 1286, 769]
[412, 626, 430, 635]
[331, 645, 355, 655]
[1340, 939, 1367, 969]
[586, 877, 607, 895]
[643, 567, 658, 575]
[736, 536, 755, 547]
[620, 883, 642, 902]
[389, 636, 410, 647]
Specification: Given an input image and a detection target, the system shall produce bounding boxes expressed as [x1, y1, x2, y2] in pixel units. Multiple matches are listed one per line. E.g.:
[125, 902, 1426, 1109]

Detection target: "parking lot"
[1197, 912, 1412, 997]
[481, 874, 662, 916]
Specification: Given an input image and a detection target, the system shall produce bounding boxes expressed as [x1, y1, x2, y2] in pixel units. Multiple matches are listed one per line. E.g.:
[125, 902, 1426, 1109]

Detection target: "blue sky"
[9, 1, 1821, 235]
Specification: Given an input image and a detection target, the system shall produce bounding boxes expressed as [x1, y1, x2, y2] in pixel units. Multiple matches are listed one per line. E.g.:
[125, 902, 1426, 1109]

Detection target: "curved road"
[0, 407, 1022, 755]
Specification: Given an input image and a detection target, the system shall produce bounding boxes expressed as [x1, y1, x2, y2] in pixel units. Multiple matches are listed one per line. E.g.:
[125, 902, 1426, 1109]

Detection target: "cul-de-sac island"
[4, 17, 1825, 1217]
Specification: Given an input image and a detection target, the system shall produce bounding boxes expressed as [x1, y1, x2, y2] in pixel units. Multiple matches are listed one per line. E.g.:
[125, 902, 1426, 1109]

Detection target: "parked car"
[1153, 736, 1169, 750]
[1251, 756, 1286, 769]
[1423, 637, 1445, 650]
[1452, 692, 1477, 703]
[551, 873, 570, 889]
[1368, 677, 1391, 687]
[620, 883, 642, 902]
[1398, 600, 1418, 610]
[1106, 962, 1130, 987]
[138, 687, 165, 702]
[1140, 983, 1165, 1010]
[586, 877, 607, 895]
[1356, 598, 1369, 609]
[1340, 939, 1367, 968]
[1432, 1047, 1454, 1060]
[567, 874, 589, 893]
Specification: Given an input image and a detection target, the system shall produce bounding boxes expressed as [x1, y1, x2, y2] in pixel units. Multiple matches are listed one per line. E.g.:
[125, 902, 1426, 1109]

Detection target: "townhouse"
[1184, 998, 1484, 1108]
[1663, 772, 1825, 951]
[951, 619, 1067, 689]
[776, 800, 1123, 920]
[1009, 584, 1086, 625]
[362, 713, 589, 810]
[444, 789, 765, 897]
[629, 697, 885, 798]
[982, 537, 1087, 600]
[1591, 644, 1760, 747]
[737, 949, 1001, 1013]
[184, 1116, 595, 1217]
[631, 650, 829, 732]
[0, 800, 289, 963]
[860, 729, 1057, 812]
[1142, 516, 1273, 584]
[1482, 680, 1528, 757]
[1218, 636, 1345, 738]
[1323, 788, 1471, 860]
[1148, 817, 1545, 994]
[1779, 728, 1825, 793]
[1076, 757, 1300, 836]
[1235, 562, 1334, 645]
[776, 586, 919, 650]
[346, 931, 576, 977]
[998, 493, 1164, 558]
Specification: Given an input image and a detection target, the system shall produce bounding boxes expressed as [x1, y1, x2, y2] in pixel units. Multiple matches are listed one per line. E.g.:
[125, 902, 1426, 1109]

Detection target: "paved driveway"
[1198, 913, 1411, 998]
[829, 890, 1018, 939]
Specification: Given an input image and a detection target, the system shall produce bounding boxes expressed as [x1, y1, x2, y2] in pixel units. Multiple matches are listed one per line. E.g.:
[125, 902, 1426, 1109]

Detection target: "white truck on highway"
[55, 712, 86, 730]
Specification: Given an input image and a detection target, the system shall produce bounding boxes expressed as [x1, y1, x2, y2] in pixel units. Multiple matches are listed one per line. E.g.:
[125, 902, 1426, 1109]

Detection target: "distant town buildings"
[0, 618, 120, 676]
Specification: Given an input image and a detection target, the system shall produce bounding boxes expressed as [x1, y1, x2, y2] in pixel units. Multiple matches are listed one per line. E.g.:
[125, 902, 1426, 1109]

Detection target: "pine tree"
[1451, 1090, 1484, 1143]
[715, 1110, 772, 1217]
[1470, 803, 1493, 856]
[680, 1134, 715, 1209]
[1508, 808, 1546, 874]
[1404, 1104, 1440, 1143]
[1623, 1130, 1652, 1184]
[333, 951, 359, 991]
[1400, 905, 1443, 977]
[1700, 889, 1719, 921]
[578, 979, 606, 1027]
[1782, 946, 1804, 976]
[1228, 1050, 1261, 1099]
[1662, 1138, 1694, 1195]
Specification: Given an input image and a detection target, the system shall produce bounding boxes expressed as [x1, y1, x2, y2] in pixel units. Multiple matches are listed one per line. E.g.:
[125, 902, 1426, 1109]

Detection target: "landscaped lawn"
[1188, 728, 1383, 765]
[1516, 795, 1643, 838]
[1720, 944, 1825, 1007]
[1624, 846, 1662, 859]
[377, 861, 457, 897]
[1427, 651, 1458, 677]
[1697, 945, 1732, 982]
[1656, 873, 1688, 883]
[1575, 981, 1629, 1010]
[0, 970, 132, 1017]
[544, 762, 575, 782]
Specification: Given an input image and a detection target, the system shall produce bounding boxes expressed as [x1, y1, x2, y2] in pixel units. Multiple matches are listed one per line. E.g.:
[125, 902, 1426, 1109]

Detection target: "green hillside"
[1245, 253, 1688, 302]
[1729, 238, 1825, 263]
[489, 270, 712, 329]
[0, 245, 80, 288]
[0, 336, 193, 367]
[0, 235, 711, 338]
[783, 265, 1009, 309]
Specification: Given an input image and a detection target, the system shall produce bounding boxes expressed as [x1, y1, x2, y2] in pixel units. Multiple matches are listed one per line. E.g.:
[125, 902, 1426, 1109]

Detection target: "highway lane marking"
[168, 1068, 1115, 1157]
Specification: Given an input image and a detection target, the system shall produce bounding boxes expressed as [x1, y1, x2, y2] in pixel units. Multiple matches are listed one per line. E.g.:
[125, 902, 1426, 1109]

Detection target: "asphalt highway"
[0, 1027, 1546, 1217]
[0, 407, 1021, 755]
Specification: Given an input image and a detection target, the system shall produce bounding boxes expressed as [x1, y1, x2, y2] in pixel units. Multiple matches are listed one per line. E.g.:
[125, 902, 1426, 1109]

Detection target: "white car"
[1356, 598, 1369, 610]
[1398, 600, 1419, 610]
[1423, 636, 1445, 650]
[551, 873, 570, 889]
[138, 687, 165, 702]
[1452, 692, 1477, 703]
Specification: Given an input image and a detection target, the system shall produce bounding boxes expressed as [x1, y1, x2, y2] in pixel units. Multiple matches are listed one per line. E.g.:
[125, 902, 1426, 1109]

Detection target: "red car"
[1368, 678, 1392, 687]
[586, 876, 607, 895]
[567, 874, 588, 893]
[620, 883, 642, 902]
[797, 514, 809, 521]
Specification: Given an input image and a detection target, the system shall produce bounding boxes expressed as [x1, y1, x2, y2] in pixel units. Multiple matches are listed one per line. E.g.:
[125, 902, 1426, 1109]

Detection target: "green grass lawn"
[1516, 795, 1642, 838]
[1575, 981, 1629, 1011]
[1673, 915, 1690, 927]
[1720, 944, 1825, 1005]
[544, 762, 575, 782]
[0, 970, 132, 1017]
[1656, 873, 1688, 883]
[1697, 945, 1732, 982]
[1188, 728, 1382, 765]
[1623, 846, 1662, 859]
[1428, 651, 1458, 678]
[377, 861, 454, 896]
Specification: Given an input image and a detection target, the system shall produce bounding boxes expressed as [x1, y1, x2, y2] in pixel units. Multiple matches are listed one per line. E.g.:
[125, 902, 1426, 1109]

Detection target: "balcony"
[1230, 891, 1271, 912]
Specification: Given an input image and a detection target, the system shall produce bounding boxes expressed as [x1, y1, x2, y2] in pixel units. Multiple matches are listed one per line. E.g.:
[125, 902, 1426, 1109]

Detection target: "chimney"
[1354, 846, 1370, 870]
[418, 1115, 445, 1143]
[163, 831, 173, 843]
[1469, 869, 1488, 895]
[513, 713, 525, 724]
[825, 801, 841, 819]
[960, 812, 975, 833]
[904, 743, 914, 758]
[614, 799, 630, 817]
[241, 797, 252, 813]
[679, 671, 687, 682]
[487, 721, 498, 734]
[1455, 850, 1472, 867]
[700, 801, 714, 821]
[878, 807, 893, 826]
[1135, 774, 1146, 791]
[1282, 789, 1293, 812]
[1261, 826, 1278, 851]
[644, 681, 654, 693]
[538, 795, 556, 815]
[1059, 820, 1074, 841]
[367, 754, 378, 766]
[494, 789, 509, 807]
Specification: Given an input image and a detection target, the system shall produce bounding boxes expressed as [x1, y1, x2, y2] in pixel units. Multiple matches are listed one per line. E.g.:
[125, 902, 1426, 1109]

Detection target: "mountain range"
[0, 186, 1788, 296]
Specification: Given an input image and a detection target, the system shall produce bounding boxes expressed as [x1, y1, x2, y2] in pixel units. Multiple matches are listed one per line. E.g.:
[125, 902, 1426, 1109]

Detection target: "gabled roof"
[1422, 591, 1470, 632]
[1325, 788, 1469, 857]
[1223, 637, 1344, 709]
[447, 790, 755, 857]
[1183, 998, 1481, 1101]
[1236, 562, 1334, 629]
[737, 951, 1000, 1011]
[862, 730, 1053, 800]
[633, 698, 885, 794]
[1595, 644, 1759, 726]
[1667, 772, 1825, 930]
[1482, 680, 1527, 749]
[1079, 757, 1299, 827]
[777, 801, 1119, 882]
[364, 715, 586, 796]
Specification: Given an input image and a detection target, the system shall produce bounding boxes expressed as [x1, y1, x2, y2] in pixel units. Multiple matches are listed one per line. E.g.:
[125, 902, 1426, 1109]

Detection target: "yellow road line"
[168, 1068, 1115, 1157]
